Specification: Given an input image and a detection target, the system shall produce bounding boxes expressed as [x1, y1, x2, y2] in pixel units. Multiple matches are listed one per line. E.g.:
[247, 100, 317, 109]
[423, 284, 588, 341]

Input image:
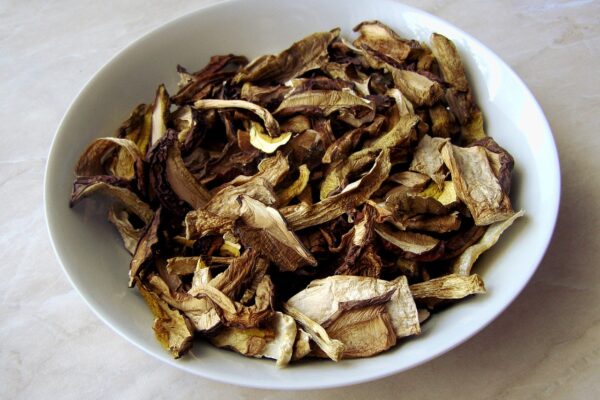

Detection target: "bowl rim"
[44, 0, 561, 390]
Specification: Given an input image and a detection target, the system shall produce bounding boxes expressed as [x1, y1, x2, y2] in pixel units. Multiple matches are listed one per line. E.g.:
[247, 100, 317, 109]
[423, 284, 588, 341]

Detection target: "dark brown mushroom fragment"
[233, 28, 339, 84]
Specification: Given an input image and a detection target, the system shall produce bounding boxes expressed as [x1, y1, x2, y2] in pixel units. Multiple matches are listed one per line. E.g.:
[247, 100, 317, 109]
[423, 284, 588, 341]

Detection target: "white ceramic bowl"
[45, 0, 560, 390]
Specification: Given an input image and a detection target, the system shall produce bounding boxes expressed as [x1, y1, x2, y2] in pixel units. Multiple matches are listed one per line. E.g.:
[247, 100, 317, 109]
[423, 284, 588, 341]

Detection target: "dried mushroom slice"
[441, 142, 514, 225]
[274, 90, 375, 128]
[107, 206, 144, 255]
[292, 328, 312, 361]
[75, 137, 144, 187]
[276, 164, 310, 207]
[173, 54, 248, 104]
[139, 284, 194, 359]
[320, 148, 378, 200]
[248, 121, 292, 153]
[282, 148, 391, 230]
[233, 28, 339, 84]
[211, 311, 297, 367]
[193, 99, 282, 137]
[353, 20, 416, 67]
[452, 210, 524, 275]
[428, 104, 458, 138]
[282, 304, 345, 362]
[391, 69, 444, 106]
[236, 195, 317, 272]
[184, 209, 233, 240]
[409, 135, 449, 189]
[409, 273, 486, 300]
[375, 224, 441, 257]
[323, 304, 397, 358]
[209, 249, 258, 300]
[129, 208, 161, 287]
[430, 33, 469, 92]
[70, 176, 154, 225]
[150, 84, 170, 146]
[365, 114, 419, 151]
[286, 275, 419, 338]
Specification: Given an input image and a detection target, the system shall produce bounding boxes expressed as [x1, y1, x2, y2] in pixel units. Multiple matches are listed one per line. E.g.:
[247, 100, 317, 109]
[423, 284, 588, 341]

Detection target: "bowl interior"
[45, 0, 560, 390]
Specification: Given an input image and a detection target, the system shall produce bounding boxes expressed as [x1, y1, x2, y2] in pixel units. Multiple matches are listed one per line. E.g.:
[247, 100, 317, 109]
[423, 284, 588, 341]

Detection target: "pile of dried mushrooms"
[70, 21, 523, 366]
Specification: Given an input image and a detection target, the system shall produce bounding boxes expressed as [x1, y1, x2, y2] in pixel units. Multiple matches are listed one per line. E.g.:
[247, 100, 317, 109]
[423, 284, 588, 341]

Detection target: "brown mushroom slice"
[409, 135, 449, 188]
[391, 69, 444, 107]
[107, 207, 144, 255]
[240, 257, 270, 304]
[399, 213, 462, 234]
[320, 148, 378, 200]
[240, 82, 292, 107]
[164, 132, 211, 209]
[248, 120, 292, 153]
[209, 249, 258, 300]
[322, 62, 370, 97]
[452, 210, 524, 275]
[353, 20, 413, 67]
[148, 130, 211, 215]
[205, 177, 277, 220]
[409, 273, 486, 300]
[129, 208, 161, 287]
[150, 84, 170, 146]
[184, 209, 233, 240]
[279, 115, 312, 134]
[282, 148, 391, 230]
[166, 257, 200, 276]
[236, 195, 317, 272]
[321, 116, 385, 164]
[276, 165, 310, 207]
[204, 153, 289, 219]
[365, 114, 419, 150]
[148, 274, 222, 333]
[286, 276, 417, 334]
[193, 99, 282, 137]
[429, 103, 458, 139]
[388, 171, 431, 191]
[430, 33, 469, 92]
[441, 142, 514, 225]
[75, 137, 144, 187]
[138, 284, 194, 359]
[233, 28, 339, 84]
[286, 129, 327, 169]
[460, 109, 486, 144]
[471, 137, 515, 195]
[274, 90, 375, 128]
[334, 204, 381, 278]
[385, 276, 421, 337]
[172, 106, 196, 143]
[70, 177, 154, 225]
[292, 328, 312, 361]
[417, 180, 459, 206]
[211, 311, 297, 367]
[115, 103, 152, 154]
[189, 275, 275, 329]
[320, 304, 397, 358]
[375, 224, 440, 255]
[282, 303, 345, 362]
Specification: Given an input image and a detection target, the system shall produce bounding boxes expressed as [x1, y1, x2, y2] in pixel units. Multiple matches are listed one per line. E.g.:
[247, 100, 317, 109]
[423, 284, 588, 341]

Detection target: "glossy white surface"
[3, 0, 598, 398]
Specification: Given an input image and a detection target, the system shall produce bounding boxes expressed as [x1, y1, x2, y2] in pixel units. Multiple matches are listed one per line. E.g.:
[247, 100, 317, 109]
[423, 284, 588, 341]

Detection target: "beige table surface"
[2, 0, 599, 398]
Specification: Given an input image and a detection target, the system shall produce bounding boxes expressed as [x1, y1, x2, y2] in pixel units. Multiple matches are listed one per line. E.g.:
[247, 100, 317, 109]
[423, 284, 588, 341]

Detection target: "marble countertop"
[2, 0, 599, 398]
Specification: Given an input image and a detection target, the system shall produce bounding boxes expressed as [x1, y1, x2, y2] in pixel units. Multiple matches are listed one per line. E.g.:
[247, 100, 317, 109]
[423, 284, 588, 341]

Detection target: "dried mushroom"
[70, 21, 523, 364]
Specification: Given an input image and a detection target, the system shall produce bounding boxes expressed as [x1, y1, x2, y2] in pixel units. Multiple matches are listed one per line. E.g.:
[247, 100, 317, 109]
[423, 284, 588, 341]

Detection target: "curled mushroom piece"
[70, 22, 523, 364]
[233, 28, 339, 84]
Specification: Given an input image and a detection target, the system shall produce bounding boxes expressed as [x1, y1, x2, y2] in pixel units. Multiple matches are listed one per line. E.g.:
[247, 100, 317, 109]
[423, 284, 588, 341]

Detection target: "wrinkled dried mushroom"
[70, 22, 523, 365]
